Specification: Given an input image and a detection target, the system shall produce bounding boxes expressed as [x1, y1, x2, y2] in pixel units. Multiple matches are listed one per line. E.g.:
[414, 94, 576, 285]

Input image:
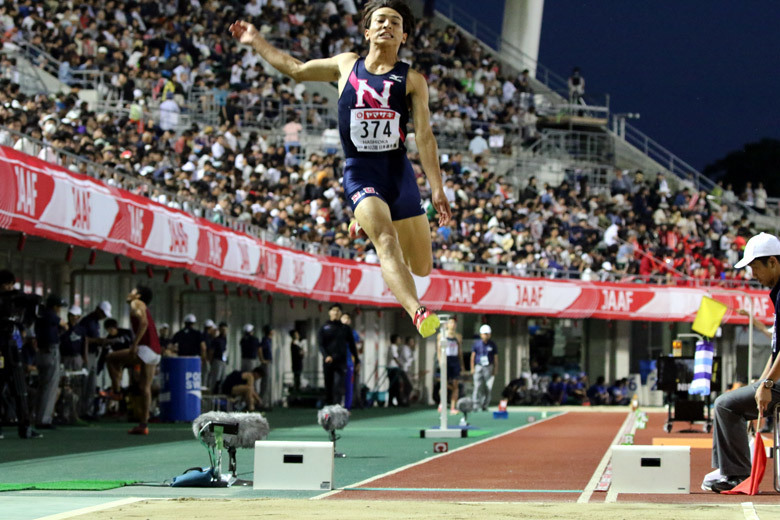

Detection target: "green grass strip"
[0, 480, 139, 492]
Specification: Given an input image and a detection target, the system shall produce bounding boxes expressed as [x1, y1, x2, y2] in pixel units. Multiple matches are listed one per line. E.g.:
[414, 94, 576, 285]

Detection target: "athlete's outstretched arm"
[229, 20, 353, 83]
[408, 70, 451, 226]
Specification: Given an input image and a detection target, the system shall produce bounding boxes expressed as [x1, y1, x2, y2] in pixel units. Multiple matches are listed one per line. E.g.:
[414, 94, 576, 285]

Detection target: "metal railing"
[0, 125, 760, 289]
[531, 129, 614, 165]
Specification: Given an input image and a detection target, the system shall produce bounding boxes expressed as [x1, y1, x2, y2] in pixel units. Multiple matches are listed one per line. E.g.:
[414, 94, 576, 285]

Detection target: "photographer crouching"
[0, 269, 43, 439]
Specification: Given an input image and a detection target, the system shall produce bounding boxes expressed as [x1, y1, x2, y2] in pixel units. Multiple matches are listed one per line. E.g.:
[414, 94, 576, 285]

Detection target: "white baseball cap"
[68, 305, 82, 316]
[99, 301, 112, 318]
[479, 324, 492, 335]
[204, 319, 216, 329]
[243, 323, 255, 333]
[734, 233, 780, 269]
[184, 313, 197, 324]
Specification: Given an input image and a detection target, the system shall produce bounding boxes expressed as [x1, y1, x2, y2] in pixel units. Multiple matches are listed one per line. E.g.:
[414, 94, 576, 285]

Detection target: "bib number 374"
[350, 108, 400, 152]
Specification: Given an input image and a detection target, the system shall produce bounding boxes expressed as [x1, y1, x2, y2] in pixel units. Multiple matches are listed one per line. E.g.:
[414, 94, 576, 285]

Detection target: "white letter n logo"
[355, 80, 393, 108]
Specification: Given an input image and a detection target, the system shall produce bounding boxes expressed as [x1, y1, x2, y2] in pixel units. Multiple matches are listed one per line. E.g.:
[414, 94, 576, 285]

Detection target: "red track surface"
[328, 410, 780, 504]
[621, 411, 778, 503]
[330, 411, 625, 502]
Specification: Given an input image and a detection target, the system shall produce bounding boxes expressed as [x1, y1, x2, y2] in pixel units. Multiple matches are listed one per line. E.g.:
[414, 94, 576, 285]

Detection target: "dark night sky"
[444, 1, 780, 175]
[537, 1, 780, 173]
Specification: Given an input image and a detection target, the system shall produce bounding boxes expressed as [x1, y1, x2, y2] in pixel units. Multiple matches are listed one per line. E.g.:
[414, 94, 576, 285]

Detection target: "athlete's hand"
[229, 20, 259, 46]
[431, 187, 451, 226]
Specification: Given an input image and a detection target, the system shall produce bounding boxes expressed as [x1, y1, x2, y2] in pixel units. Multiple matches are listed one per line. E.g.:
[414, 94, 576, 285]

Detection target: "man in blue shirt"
[470, 324, 499, 411]
[707, 233, 780, 493]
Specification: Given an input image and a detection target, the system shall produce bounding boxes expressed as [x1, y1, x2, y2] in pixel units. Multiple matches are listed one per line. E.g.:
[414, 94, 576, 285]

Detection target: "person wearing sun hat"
[705, 232, 780, 493]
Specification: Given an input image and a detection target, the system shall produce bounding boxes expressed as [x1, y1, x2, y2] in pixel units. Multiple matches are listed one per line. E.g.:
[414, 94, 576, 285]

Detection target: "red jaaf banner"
[0, 146, 772, 324]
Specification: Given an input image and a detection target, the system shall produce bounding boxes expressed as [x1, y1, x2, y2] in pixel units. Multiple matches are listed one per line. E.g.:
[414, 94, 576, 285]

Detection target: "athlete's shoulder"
[405, 68, 427, 93]
[335, 52, 360, 69]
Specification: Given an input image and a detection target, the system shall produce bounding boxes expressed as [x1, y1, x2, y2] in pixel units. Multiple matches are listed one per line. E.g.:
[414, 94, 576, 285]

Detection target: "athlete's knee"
[373, 229, 399, 254]
[410, 256, 432, 277]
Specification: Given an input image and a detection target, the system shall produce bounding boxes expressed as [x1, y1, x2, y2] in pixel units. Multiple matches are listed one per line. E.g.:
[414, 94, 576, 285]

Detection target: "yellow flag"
[691, 296, 728, 337]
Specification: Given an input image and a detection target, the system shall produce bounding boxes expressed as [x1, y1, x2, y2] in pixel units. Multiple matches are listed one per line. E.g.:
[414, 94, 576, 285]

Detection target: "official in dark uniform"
[318, 304, 359, 405]
[240, 324, 260, 371]
[60, 305, 85, 370]
[171, 314, 207, 360]
[34, 294, 67, 428]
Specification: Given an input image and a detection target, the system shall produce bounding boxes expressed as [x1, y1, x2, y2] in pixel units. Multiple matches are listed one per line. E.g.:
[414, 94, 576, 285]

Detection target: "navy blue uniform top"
[318, 320, 359, 367]
[210, 334, 228, 362]
[338, 58, 410, 158]
[770, 279, 779, 365]
[60, 323, 85, 357]
[172, 326, 204, 357]
[34, 309, 62, 351]
[471, 339, 498, 366]
[240, 334, 260, 360]
[78, 312, 102, 353]
[260, 336, 272, 362]
[107, 328, 134, 351]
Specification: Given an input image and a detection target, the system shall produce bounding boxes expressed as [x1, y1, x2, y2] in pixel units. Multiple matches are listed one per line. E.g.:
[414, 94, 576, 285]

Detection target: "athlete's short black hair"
[361, 0, 413, 38]
[136, 285, 153, 304]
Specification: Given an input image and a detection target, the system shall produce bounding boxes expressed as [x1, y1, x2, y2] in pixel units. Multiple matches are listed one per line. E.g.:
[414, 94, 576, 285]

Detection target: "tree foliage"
[702, 138, 780, 196]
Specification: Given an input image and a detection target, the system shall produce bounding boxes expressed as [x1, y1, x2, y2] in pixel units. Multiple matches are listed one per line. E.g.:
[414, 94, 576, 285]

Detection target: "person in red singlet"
[106, 285, 161, 435]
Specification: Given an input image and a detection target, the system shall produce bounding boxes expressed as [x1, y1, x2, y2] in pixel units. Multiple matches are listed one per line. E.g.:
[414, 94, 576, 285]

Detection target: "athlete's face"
[365, 8, 406, 47]
[446, 319, 457, 332]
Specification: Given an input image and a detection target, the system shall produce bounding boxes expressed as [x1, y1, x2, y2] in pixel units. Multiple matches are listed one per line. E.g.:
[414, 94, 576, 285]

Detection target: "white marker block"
[611, 445, 690, 494]
[253, 441, 334, 490]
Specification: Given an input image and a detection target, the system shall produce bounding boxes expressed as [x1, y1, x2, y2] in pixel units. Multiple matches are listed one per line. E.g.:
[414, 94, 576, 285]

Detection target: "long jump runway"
[326, 411, 625, 503]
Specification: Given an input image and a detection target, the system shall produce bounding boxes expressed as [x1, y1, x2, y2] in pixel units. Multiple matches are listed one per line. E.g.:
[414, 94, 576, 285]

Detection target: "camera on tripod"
[0, 289, 42, 333]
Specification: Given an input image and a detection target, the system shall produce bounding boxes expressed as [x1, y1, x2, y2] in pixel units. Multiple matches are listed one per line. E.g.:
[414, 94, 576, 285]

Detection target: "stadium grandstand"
[1, 1, 779, 517]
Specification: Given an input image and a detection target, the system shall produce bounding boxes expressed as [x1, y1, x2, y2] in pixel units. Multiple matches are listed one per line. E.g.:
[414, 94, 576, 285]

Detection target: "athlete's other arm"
[408, 69, 451, 226]
[129, 300, 146, 357]
[229, 20, 354, 83]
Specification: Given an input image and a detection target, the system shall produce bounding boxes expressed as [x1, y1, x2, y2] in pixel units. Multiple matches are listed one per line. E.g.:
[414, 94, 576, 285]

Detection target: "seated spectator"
[546, 374, 566, 405]
[220, 367, 264, 412]
[608, 378, 631, 405]
[587, 376, 610, 405]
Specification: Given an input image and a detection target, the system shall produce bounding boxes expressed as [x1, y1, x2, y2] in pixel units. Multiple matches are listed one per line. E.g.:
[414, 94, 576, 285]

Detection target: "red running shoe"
[128, 425, 149, 435]
[348, 219, 367, 240]
[413, 307, 440, 338]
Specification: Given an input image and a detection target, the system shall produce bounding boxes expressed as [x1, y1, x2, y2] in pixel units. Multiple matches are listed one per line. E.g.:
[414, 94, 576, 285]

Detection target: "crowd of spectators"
[0, 0, 771, 289]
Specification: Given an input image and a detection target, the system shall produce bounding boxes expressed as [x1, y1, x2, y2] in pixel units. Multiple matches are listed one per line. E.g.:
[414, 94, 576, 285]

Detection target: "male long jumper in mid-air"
[229, 0, 451, 337]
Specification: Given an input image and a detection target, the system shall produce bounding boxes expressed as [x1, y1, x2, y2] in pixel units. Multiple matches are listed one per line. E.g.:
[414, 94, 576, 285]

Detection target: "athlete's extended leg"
[393, 214, 433, 276]
[355, 197, 420, 316]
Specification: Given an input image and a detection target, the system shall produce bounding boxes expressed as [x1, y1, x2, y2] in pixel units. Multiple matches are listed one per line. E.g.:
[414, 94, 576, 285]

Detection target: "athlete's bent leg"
[355, 197, 420, 317]
[393, 214, 433, 276]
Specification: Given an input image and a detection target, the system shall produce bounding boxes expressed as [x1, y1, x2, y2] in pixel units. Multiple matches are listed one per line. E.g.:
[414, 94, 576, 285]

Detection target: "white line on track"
[578, 411, 633, 504]
[742, 502, 760, 520]
[312, 411, 565, 500]
[33, 497, 147, 520]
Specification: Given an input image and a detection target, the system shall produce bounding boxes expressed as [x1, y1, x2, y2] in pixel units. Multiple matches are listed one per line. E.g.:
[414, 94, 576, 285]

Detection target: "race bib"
[480, 355, 490, 366]
[350, 108, 400, 152]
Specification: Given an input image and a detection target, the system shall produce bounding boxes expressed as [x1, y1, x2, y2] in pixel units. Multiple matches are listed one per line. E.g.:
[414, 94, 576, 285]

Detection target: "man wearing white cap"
[171, 314, 207, 364]
[240, 324, 260, 372]
[60, 305, 85, 370]
[471, 324, 499, 411]
[706, 232, 780, 493]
